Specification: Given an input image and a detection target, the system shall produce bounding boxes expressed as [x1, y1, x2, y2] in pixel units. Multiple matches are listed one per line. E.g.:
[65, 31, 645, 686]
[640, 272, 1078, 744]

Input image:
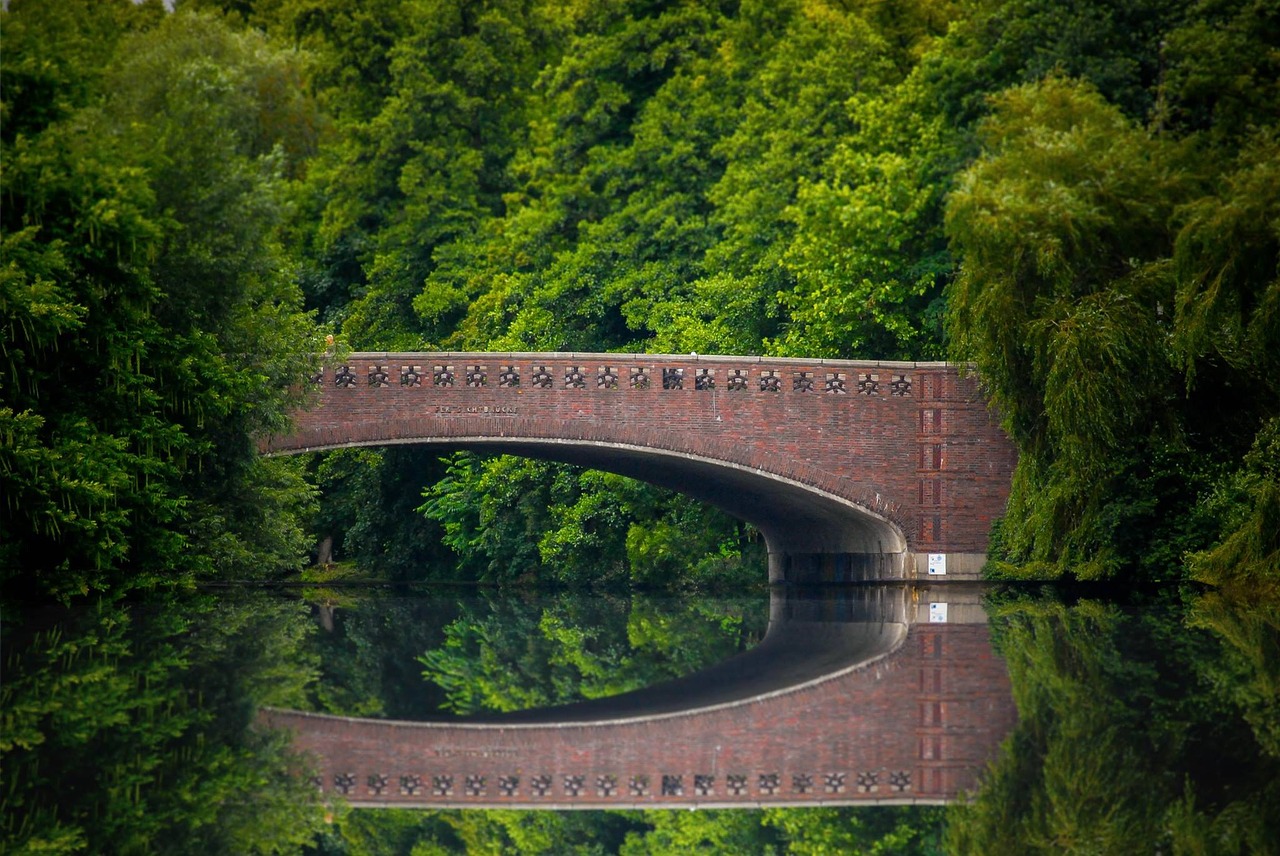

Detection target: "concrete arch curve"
[299, 434, 907, 579]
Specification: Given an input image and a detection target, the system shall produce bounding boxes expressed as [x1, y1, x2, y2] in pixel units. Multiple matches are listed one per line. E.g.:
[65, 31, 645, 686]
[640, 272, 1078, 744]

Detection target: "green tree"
[764, 806, 944, 855]
[288, 0, 557, 347]
[420, 454, 764, 587]
[920, 0, 1185, 129]
[311, 447, 453, 579]
[304, 591, 464, 718]
[3, 2, 174, 595]
[417, 591, 766, 715]
[663, 0, 905, 358]
[944, 77, 1197, 577]
[0, 0, 163, 143]
[419, 454, 557, 582]
[1, 3, 324, 597]
[770, 0, 1192, 362]
[1188, 417, 1280, 590]
[1155, 0, 1280, 146]
[773, 76, 957, 360]
[1169, 130, 1280, 417]
[943, 33, 1280, 579]
[434, 0, 735, 352]
[946, 593, 1280, 854]
[620, 810, 776, 854]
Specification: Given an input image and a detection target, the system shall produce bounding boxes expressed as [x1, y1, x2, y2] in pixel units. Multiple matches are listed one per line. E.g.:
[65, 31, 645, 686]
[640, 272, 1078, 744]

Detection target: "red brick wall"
[267, 353, 1017, 556]
[263, 622, 1016, 808]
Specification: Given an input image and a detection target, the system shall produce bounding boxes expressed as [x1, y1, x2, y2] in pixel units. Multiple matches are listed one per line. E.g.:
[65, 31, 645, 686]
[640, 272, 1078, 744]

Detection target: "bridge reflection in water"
[265, 579, 1016, 809]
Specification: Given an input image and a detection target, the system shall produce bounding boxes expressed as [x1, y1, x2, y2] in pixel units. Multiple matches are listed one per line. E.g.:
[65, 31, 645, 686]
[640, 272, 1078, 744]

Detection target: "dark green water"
[4, 580, 1277, 853]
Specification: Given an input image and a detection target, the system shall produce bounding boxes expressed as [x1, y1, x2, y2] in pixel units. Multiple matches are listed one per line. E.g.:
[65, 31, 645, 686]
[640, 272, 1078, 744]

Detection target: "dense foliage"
[1, 1, 330, 849]
[228, 0, 1278, 588]
[4, 0, 1279, 852]
[2, 593, 327, 852]
[1, 0, 324, 599]
[8, 0, 1273, 590]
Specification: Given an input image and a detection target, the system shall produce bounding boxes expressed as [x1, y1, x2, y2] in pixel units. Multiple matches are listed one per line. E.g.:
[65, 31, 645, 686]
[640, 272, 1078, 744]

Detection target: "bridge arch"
[289, 432, 906, 573]
[266, 353, 1016, 580]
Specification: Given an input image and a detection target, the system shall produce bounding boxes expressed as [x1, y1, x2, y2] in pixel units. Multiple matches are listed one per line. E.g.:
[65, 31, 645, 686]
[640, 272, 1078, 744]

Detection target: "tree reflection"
[946, 585, 1280, 853]
[6, 582, 1276, 853]
[2, 593, 326, 853]
[319, 590, 769, 717]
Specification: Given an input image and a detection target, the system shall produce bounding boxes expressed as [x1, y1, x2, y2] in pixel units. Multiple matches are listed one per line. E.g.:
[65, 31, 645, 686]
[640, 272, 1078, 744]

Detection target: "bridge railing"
[311, 351, 949, 398]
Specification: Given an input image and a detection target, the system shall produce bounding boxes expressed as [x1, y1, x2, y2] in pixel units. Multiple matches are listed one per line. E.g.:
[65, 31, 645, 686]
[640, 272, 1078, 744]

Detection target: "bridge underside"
[463, 584, 910, 724]
[338, 436, 908, 580]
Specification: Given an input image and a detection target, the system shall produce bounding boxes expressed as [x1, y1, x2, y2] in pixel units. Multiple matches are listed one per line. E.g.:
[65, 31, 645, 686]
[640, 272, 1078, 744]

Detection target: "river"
[3, 573, 1277, 852]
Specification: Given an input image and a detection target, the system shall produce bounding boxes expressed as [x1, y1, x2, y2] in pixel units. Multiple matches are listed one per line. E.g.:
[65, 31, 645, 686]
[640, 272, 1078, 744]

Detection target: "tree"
[285, 0, 558, 348]
[417, 591, 766, 715]
[773, 76, 957, 360]
[944, 77, 1199, 577]
[946, 592, 1280, 854]
[0, 0, 163, 143]
[1, 4, 325, 596]
[685, 1, 908, 359]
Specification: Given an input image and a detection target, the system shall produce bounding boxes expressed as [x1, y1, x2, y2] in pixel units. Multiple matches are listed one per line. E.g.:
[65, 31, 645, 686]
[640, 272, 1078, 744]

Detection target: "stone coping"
[338, 350, 959, 370]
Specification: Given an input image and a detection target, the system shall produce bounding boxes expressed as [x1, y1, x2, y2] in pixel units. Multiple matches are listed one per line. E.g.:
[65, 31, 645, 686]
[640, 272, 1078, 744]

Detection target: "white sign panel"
[929, 602, 949, 623]
[927, 553, 947, 576]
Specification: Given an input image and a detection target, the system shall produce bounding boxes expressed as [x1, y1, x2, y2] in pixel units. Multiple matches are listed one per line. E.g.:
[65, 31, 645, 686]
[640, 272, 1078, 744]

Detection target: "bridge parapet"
[269, 353, 1016, 571]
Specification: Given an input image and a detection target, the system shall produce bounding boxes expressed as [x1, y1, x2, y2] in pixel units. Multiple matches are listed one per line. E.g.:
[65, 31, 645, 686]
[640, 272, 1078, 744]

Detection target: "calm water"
[4, 577, 1278, 851]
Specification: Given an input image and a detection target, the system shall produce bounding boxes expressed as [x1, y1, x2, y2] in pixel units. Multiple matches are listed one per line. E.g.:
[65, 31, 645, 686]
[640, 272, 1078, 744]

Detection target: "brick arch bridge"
[263, 584, 1017, 808]
[265, 352, 1016, 580]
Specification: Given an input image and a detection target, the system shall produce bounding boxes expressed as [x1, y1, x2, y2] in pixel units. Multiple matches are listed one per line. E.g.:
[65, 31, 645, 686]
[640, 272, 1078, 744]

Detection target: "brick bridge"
[266, 352, 1017, 581]
[263, 584, 1017, 809]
